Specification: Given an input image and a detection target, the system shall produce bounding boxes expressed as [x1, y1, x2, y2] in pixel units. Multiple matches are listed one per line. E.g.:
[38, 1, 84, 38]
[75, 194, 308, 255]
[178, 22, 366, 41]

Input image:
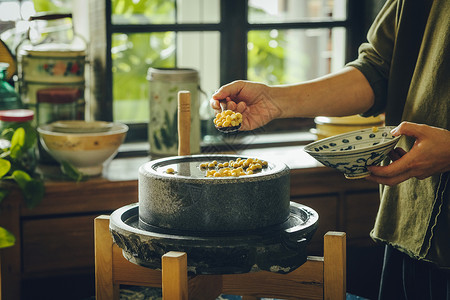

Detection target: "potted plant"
[0, 124, 45, 248]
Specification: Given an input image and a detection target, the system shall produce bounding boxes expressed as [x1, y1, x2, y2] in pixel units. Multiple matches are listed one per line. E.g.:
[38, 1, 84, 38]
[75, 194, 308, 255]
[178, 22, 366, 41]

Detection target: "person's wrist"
[264, 85, 280, 120]
[269, 85, 297, 119]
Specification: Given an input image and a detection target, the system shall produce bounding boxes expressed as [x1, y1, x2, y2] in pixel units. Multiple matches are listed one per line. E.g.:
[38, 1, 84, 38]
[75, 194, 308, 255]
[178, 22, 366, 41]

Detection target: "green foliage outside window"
[112, 0, 175, 24]
[112, 32, 175, 122]
[248, 29, 312, 85]
[248, 30, 288, 85]
[112, 0, 177, 123]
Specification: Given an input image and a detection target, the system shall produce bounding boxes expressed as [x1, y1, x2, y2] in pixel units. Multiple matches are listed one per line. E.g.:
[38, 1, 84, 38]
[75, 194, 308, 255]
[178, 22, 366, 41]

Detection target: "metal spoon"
[214, 101, 242, 133]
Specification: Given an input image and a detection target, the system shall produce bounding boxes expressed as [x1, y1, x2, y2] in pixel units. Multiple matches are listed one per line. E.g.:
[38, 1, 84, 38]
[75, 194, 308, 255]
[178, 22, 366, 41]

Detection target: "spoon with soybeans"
[213, 101, 242, 133]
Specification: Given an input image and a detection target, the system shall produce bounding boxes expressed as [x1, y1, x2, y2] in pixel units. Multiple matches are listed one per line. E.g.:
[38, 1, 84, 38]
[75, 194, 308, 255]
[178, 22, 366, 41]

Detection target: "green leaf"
[0, 226, 15, 249]
[10, 127, 25, 159]
[1, 124, 36, 150]
[0, 158, 11, 178]
[1, 128, 15, 140]
[21, 123, 38, 150]
[60, 161, 84, 182]
[9, 169, 31, 187]
[9, 170, 44, 209]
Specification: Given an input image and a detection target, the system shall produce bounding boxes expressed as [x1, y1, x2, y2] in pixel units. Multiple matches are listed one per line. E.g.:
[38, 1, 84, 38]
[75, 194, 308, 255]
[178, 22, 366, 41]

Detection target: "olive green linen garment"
[346, 0, 449, 268]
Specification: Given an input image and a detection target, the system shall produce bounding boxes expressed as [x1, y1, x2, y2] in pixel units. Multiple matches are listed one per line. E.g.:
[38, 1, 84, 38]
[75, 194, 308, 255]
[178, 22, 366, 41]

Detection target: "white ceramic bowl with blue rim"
[304, 126, 401, 179]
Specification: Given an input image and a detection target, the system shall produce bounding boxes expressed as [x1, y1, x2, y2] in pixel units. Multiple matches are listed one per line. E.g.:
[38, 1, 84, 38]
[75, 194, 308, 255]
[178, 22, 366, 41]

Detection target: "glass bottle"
[0, 63, 23, 110]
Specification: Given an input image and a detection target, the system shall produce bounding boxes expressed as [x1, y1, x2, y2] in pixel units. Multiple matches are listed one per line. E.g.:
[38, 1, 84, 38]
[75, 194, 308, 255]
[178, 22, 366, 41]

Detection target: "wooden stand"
[95, 215, 346, 300]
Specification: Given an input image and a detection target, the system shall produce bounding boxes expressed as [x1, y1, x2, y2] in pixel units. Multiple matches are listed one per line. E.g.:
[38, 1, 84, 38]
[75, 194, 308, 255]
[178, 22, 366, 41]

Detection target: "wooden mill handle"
[177, 91, 191, 156]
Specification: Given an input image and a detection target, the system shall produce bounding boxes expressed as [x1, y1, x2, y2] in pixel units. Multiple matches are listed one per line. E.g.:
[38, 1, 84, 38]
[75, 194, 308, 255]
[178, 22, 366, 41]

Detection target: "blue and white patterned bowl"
[304, 126, 401, 179]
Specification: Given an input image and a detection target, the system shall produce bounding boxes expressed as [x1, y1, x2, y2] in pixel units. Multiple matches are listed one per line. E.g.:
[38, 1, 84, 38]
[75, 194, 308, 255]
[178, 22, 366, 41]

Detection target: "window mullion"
[220, 0, 248, 85]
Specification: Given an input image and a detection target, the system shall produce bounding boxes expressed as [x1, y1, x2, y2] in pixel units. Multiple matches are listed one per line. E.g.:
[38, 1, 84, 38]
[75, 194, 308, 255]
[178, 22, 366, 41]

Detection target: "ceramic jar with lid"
[147, 68, 201, 157]
[16, 13, 86, 117]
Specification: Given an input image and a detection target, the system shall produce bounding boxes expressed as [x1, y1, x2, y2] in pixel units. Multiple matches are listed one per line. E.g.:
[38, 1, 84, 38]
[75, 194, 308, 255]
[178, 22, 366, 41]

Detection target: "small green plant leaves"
[0, 158, 11, 178]
[0, 126, 43, 247]
[9, 170, 44, 209]
[10, 127, 25, 159]
[1, 128, 15, 140]
[0, 226, 15, 249]
[22, 122, 38, 149]
[60, 161, 84, 182]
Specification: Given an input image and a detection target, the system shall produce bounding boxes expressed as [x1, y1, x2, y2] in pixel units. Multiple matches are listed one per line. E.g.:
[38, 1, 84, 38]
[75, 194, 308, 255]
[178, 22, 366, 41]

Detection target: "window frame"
[90, 0, 366, 142]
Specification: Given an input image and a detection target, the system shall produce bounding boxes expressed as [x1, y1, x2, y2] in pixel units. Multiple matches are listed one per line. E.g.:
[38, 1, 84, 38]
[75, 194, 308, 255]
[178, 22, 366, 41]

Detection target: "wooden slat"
[22, 215, 96, 273]
[324, 232, 346, 300]
[162, 252, 188, 300]
[95, 215, 119, 300]
[22, 178, 138, 216]
[188, 274, 222, 300]
[112, 245, 161, 287]
[222, 258, 324, 299]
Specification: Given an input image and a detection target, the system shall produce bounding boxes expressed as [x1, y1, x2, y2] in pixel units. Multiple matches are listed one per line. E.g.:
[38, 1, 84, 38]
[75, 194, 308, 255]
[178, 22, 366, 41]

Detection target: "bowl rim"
[50, 120, 114, 133]
[37, 122, 128, 137]
[304, 126, 401, 155]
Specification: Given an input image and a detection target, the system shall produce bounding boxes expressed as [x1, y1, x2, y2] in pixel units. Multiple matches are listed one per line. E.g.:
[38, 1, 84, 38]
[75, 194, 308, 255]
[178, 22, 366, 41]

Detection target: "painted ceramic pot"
[304, 126, 401, 179]
[147, 68, 201, 157]
[20, 50, 86, 83]
[37, 121, 128, 176]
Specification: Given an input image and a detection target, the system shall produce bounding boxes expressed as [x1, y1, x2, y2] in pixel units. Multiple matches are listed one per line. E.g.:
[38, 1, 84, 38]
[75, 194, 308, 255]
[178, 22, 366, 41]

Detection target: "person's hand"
[210, 80, 281, 131]
[366, 122, 450, 186]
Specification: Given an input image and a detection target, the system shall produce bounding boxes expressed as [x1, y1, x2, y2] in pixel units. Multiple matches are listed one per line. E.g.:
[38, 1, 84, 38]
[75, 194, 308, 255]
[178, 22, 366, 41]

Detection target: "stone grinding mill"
[109, 91, 319, 275]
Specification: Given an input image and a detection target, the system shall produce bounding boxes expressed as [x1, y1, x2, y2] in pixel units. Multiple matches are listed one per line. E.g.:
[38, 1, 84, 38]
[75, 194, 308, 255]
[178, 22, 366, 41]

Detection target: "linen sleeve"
[346, 0, 398, 117]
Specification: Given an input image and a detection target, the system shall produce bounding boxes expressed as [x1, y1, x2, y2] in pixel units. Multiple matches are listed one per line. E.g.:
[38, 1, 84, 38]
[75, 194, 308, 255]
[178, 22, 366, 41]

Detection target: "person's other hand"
[210, 80, 281, 131]
[366, 121, 450, 186]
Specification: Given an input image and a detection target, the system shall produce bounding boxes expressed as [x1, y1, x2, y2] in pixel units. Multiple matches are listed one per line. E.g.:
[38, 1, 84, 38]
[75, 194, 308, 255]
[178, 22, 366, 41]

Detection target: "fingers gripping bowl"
[37, 121, 128, 176]
[304, 126, 401, 179]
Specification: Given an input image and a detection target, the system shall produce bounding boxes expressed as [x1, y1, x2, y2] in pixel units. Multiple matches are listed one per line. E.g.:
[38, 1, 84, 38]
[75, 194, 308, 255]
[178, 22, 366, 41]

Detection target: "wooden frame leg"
[95, 215, 346, 300]
[162, 251, 223, 300]
[162, 252, 189, 299]
[324, 231, 346, 300]
[95, 215, 120, 300]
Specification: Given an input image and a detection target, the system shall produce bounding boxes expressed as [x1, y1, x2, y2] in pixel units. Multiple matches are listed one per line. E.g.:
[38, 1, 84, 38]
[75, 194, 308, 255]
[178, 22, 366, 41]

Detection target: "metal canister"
[147, 68, 201, 157]
[16, 13, 87, 121]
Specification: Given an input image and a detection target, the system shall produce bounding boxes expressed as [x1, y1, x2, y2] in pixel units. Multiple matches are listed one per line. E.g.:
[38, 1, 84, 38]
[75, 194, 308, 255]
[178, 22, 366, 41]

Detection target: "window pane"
[111, 0, 220, 25]
[247, 27, 346, 85]
[112, 32, 176, 123]
[112, 31, 220, 124]
[112, 0, 176, 24]
[249, 0, 347, 23]
[177, 0, 220, 24]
